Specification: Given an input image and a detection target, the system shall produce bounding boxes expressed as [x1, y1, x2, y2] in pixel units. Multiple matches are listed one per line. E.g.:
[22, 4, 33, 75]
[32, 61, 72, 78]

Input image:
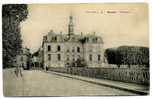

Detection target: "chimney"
[60, 31, 63, 41]
[60, 31, 62, 35]
[81, 32, 83, 36]
[93, 32, 95, 35]
[49, 29, 54, 35]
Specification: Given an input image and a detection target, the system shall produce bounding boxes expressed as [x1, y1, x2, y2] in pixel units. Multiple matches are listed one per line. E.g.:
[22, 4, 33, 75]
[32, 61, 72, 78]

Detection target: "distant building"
[31, 47, 43, 69]
[15, 48, 31, 69]
[41, 15, 104, 69]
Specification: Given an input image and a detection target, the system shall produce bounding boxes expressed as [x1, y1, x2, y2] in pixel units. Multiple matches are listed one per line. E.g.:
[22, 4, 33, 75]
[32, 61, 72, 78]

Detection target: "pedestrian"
[14, 66, 18, 77]
[14, 64, 23, 77]
[19, 65, 23, 77]
[46, 67, 48, 71]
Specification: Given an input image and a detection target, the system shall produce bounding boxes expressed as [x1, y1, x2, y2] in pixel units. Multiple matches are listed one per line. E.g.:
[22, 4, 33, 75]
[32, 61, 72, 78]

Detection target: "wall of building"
[84, 43, 104, 67]
[16, 55, 28, 68]
[43, 42, 65, 68]
[64, 42, 83, 66]
[15, 48, 31, 69]
[43, 37, 104, 68]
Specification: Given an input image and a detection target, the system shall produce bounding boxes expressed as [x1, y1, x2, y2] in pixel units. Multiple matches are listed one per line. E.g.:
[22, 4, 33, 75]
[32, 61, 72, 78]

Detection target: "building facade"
[42, 15, 104, 69]
[31, 47, 44, 69]
[15, 48, 31, 69]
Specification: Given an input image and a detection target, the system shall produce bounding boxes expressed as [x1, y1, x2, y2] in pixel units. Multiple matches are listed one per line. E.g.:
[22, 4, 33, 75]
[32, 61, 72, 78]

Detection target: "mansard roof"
[43, 30, 103, 44]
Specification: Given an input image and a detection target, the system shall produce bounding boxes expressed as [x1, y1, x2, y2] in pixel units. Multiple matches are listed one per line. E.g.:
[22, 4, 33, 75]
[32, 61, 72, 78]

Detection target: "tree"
[69, 57, 88, 67]
[117, 46, 149, 68]
[104, 48, 121, 68]
[2, 4, 28, 68]
[105, 46, 149, 68]
[75, 57, 88, 67]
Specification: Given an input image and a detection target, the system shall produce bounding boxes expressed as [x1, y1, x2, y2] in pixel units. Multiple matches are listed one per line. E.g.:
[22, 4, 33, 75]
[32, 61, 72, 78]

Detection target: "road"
[3, 68, 138, 96]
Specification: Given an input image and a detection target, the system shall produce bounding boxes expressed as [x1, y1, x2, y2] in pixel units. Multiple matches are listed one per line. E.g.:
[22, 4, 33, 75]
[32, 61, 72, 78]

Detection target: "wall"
[84, 43, 104, 67]
[43, 42, 65, 68]
[15, 55, 28, 68]
[43, 33, 104, 68]
[48, 67, 149, 85]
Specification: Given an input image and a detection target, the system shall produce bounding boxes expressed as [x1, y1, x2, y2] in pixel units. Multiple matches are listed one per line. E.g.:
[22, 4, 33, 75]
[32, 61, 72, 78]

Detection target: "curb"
[46, 71, 148, 95]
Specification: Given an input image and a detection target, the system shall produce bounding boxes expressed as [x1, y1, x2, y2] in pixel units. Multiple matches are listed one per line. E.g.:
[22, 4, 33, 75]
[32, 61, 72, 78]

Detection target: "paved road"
[3, 69, 138, 96]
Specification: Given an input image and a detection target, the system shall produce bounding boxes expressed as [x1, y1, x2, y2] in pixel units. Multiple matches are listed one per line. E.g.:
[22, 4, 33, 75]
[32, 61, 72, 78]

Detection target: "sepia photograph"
[2, 3, 149, 96]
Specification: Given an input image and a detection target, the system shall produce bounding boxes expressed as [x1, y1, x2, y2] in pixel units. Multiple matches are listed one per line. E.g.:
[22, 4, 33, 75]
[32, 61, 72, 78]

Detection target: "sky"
[20, 3, 149, 53]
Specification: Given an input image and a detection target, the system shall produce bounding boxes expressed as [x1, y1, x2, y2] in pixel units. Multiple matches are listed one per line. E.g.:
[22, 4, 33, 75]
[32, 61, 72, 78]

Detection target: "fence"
[48, 67, 149, 85]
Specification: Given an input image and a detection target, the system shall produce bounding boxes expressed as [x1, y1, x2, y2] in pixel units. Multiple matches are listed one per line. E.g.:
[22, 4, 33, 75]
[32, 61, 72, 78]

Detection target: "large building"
[42, 15, 104, 69]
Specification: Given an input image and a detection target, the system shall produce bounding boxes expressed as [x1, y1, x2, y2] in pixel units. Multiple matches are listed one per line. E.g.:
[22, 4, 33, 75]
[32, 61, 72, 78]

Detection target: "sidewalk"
[3, 68, 24, 96]
[46, 71, 149, 95]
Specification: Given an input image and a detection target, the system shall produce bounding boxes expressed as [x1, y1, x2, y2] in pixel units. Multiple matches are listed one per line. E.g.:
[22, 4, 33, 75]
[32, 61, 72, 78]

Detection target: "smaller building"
[15, 48, 31, 69]
[31, 47, 44, 69]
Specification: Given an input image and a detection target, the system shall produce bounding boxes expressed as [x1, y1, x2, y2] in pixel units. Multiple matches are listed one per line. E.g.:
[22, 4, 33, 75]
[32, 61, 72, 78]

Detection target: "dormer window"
[95, 37, 98, 42]
[54, 36, 57, 41]
[93, 37, 98, 43]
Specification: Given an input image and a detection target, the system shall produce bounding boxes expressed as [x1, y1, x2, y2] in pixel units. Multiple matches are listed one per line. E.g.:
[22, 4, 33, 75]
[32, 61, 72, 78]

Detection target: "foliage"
[79, 37, 87, 44]
[104, 46, 149, 68]
[2, 4, 28, 21]
[75, 57, 88, 67]
[2, 4, 28, 68]
[70, 57, 88, 67]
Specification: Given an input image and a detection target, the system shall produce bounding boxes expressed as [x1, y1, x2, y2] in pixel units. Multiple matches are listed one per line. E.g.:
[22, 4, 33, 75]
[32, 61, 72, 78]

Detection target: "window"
[89, 46, 93, 52]
[94, 37, 98, 43]
[72, 48, 75, 52]
[96, 37, 98, 41]
[98, 54, 101, 61]
[77, 47, 80, 53]
[54, 36, 57, 41]
[77, 55, 80, 58]
[22, 63, 24, 67]
[73, 55, 75, 61]
[67, 55, 69, 61]
[89, 49, 92, 52]
[57, 45, 61, 51]
[93, 38, 96, 42]
[48, 45, 51, 51]
[20, 56, 23, 61]
[20, 50, 23, 54]
[45, 36, 47, 41]
[89, 54, 92, 61]
[87, 37, 89, 42]
[48, 54, 51, 61]
[72, 37, 75, 41]
[57, 54, 61, 61]
[67, 49, 70, 52]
